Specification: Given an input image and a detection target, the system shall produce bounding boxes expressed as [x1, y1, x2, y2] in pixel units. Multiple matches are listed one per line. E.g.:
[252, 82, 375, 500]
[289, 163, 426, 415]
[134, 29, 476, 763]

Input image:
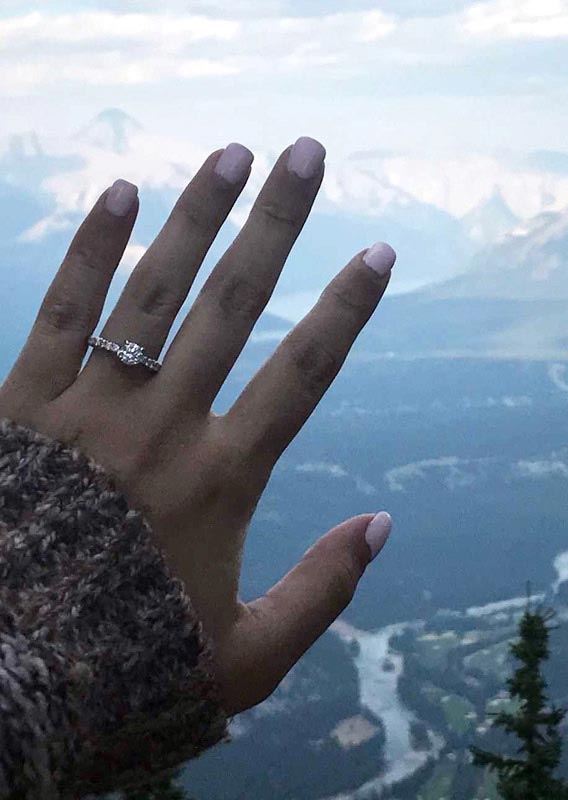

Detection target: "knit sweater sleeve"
[0, 417, 229, 799]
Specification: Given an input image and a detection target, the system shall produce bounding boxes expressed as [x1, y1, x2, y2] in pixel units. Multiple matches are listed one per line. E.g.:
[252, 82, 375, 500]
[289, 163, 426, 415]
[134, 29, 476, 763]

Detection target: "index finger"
[3, 181, 138, 405]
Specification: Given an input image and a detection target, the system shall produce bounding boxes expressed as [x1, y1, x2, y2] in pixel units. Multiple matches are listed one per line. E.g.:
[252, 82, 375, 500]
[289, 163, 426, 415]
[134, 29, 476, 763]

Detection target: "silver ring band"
[87, 336, 161, 372]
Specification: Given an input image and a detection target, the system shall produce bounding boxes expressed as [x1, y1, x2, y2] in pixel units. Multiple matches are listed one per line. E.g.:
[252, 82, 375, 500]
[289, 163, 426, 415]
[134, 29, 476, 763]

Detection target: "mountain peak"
[461, 186, 518, 245]
[428, 206, 568, 302]
[73, 108, 143, 154]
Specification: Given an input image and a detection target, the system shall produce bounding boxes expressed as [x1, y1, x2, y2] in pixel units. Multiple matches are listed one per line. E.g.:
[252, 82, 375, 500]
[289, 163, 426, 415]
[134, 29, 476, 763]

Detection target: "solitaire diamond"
[87, 335, 161, 371]
[117, 340, 144, 365]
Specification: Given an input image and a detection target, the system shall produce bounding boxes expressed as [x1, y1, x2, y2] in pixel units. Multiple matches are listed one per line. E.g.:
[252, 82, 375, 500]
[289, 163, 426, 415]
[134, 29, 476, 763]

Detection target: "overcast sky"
[2, 0, 568, 162]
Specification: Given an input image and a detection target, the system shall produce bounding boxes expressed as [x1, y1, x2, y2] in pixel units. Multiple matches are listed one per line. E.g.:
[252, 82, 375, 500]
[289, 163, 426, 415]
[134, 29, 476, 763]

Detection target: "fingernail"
[363, 242, 397, 277]
[365, 511, 393, 560]
[105, 179, 138, 217]
[287, 136, 326, 179]
[214, 142, 254, 184]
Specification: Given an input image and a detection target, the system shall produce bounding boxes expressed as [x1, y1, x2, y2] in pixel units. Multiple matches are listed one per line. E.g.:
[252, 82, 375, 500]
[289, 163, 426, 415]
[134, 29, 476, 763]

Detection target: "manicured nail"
[287, 136, 326, 179]
[363, 242, 397, 277]
[214, 142, 254, 184]
[365, 511, 393, 560]
[105, 179, 138, 217]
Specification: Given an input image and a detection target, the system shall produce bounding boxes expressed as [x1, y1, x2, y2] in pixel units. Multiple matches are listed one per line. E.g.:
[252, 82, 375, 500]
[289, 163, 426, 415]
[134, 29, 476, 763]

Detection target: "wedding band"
[87, 336, 161, 372]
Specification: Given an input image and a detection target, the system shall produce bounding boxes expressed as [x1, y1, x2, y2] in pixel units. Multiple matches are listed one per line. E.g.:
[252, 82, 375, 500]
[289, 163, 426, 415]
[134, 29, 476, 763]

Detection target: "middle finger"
[158, 137, 326, 412]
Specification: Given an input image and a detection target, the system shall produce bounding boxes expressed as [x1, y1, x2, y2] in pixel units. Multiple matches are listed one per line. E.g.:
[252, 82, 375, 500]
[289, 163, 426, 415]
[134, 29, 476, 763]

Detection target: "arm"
[0, 417, 227, 799]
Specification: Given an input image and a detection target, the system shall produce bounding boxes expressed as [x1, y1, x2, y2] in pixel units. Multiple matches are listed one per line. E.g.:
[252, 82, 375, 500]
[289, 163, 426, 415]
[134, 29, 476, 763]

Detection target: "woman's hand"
[0, 137, 395, 716]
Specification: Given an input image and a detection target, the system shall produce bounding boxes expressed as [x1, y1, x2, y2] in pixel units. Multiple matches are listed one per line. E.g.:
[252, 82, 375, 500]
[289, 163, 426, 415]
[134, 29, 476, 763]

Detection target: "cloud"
[514, 459, 568, 479]
[549, 363, 568, 394]
[501, 395, 532, 408]
[553, 550, 568, 591]
[466, 594, 545, 617]
[0, 9, 396, 95]
[118, 243, 147, 274]
[385, 456, 478, 492]
[0, 11, 239, 46]
[375, 152, 568, 218]
[354, 476, 377, 496]
[463, 0, 568, 39]
[17, 212, 73, 242]
[296, 462, 348, 478]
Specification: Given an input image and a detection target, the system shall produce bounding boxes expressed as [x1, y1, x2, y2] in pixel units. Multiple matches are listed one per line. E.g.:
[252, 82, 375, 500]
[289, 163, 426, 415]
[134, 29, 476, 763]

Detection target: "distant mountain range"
[1, 107, 568, 374]
[428, 209, 568, 301]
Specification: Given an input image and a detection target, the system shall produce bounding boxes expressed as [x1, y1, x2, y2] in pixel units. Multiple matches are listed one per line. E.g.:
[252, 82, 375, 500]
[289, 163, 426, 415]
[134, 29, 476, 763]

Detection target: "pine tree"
[471, 602, 568, 799]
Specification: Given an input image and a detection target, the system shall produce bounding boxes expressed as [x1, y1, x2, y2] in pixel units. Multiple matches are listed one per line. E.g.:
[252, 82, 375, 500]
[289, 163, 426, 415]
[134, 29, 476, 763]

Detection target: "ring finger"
[82, 143, 254, 388]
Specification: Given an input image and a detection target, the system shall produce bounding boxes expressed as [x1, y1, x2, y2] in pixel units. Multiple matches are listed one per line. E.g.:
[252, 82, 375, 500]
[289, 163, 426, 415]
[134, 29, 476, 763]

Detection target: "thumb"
[247, 511, 392, 692]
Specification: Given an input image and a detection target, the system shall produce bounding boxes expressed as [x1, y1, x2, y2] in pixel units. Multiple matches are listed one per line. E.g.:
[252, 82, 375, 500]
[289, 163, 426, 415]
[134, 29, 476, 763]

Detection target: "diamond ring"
[87, 335, 161, 372]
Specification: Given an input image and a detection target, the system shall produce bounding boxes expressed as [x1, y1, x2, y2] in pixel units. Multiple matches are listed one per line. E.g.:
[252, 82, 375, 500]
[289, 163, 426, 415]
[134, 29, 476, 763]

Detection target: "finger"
[240, 512, 393, 708]
[159, 137, 325, 412]
[225, 242, 396, 465]
[83, 144, 253, 388]
[3, 180, 138, 404]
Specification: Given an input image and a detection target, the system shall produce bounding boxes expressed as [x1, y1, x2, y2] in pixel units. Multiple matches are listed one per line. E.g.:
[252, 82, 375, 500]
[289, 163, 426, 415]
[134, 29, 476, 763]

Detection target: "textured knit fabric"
[0, 417, 229, 799]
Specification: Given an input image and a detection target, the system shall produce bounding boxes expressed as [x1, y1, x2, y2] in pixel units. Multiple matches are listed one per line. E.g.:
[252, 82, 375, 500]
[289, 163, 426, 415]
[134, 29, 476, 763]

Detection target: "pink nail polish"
[287, 136, 326, 179]
[214, 143, 254, 184]
[363, 242, 397, 277]
[105, 179, 138, 217]
[365, 512, 393, 560]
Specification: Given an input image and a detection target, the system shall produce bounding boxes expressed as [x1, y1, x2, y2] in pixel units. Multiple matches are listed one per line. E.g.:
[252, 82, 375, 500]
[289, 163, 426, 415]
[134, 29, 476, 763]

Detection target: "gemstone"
[117, 341, 144, 365]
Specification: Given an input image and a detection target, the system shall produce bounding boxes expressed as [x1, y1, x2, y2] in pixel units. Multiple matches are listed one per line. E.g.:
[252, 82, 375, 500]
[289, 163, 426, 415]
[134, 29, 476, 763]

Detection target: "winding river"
[322, 619, 443, 799]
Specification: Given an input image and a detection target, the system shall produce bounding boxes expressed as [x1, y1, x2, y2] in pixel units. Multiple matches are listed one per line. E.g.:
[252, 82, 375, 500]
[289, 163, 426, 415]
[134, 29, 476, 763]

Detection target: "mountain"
[3, 107, 568, 368]
[429, 208, 568, 301]
[525, 149, 568, 175]
[0, 107, 480, 372]
[461, 187, 518, 245]
[0, 132, 83, 191]
[340, 207, 567, 360]
[72, 108, 144, 154]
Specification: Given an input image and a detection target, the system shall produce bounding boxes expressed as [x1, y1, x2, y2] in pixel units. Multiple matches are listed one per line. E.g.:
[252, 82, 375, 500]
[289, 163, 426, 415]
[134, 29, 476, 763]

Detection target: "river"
[321, 618, 444, 799]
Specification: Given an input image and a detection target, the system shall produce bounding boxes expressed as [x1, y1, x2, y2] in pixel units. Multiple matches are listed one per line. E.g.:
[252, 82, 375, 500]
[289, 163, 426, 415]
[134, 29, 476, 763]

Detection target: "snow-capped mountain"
[3, 106, 568, 362]
[461, 187, 519, 245]
[0, 107, 475, 302]
[72, 108, 144, 155]
[428, 208, 568, 301]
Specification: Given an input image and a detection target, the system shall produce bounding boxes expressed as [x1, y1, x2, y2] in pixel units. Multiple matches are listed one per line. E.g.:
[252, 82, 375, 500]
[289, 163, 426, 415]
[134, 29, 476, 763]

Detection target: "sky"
[2, 0, 568, 162]
[2, 0, 568, 312]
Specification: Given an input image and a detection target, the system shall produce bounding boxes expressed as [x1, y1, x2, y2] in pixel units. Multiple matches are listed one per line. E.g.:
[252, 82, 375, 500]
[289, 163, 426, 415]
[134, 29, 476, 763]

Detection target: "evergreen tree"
[471, 602, 568, 799]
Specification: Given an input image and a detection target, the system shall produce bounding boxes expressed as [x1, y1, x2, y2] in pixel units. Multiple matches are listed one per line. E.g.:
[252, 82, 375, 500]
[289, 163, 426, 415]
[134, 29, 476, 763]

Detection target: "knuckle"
[291, 336, 341, 398]
[174, 194, 214, 233]
[136, 278, 181, 318]
[70, 246, 105, 276]
[324, 281, 371, 318]
[39, 293, 91, 334]
[215, 274, 271, 322]
[256, 199, 302, 228]
[329, 558, 359, 609]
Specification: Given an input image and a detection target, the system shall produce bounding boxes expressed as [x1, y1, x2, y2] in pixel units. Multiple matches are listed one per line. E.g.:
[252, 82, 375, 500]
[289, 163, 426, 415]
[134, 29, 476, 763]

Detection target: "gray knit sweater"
[0, 417, 229, 799]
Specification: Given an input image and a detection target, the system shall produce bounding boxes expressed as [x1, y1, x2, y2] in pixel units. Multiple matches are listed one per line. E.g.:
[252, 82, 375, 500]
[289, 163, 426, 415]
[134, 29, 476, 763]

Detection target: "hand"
[0, 137, 395, 715]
